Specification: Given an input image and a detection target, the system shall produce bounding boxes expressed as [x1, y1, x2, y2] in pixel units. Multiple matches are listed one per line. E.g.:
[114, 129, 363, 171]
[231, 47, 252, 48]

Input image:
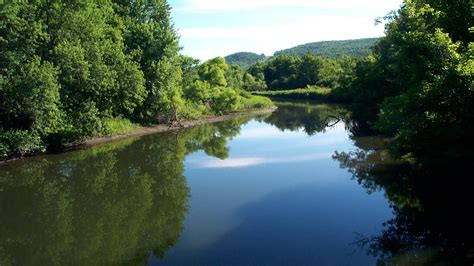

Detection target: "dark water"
[0, 102, 471, 265]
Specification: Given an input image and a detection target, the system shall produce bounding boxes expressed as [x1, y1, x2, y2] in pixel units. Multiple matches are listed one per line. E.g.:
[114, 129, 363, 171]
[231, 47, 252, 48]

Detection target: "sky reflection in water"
[157, 110, 393, 265]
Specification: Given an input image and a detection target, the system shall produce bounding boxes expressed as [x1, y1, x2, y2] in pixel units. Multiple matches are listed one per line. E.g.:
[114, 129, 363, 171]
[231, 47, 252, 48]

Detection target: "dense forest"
[247, 54, 355, 91]
[1, 0, 472, 167]
[224, 52, 267, 69]
[0, 0, 272, 160]
[240, 0, 473, 167]
[345, 0, 473, 166]
[274, 38, 379, 58]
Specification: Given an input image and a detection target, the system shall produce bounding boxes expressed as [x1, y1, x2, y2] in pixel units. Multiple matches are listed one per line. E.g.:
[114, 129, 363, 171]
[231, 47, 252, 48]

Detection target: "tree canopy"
[224, 52, 267, 69]
[0, 1, 272, 160]
[345, 0, 473, 165]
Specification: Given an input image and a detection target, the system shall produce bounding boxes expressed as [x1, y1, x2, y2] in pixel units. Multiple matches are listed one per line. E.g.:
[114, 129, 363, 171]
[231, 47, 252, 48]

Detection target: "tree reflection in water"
[333, 137, 474, 265]
[263, 101, 349, 135]
[0, 118, 251, 265]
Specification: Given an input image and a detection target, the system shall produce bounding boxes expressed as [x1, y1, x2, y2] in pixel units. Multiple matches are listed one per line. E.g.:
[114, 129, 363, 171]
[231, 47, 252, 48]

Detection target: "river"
[0, 101, 469, 265]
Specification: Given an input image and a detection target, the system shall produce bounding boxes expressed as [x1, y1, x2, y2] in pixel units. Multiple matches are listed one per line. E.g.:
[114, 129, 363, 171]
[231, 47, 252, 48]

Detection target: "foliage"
[238, 95, 274, 111]
[105, 117, 141, 136]
[0, 2, 273, 159]
[224, 52, 267, 69]
[183, 57, 274, 116]
[198, 57, 228, 87]
[1, 58, 63, 136]
[346, 0, 473, 164]
[253, 87, 333, 101]
[263, 101, 349, 136]
[333, 144, 473, 264]
[0, 114, 252, 264]
[0, 130, 45, 159]
[274, 38, 379, 58]
[248, 54, 344, 91]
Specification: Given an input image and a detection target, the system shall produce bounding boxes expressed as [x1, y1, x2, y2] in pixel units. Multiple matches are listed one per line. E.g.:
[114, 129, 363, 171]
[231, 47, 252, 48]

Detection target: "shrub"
[105, 118, 141, 136]
[0, 130, 45, 159]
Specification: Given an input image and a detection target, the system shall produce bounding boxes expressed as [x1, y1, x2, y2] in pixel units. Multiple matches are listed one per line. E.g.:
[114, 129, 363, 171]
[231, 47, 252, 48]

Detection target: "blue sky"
[168, 0, 403, 61]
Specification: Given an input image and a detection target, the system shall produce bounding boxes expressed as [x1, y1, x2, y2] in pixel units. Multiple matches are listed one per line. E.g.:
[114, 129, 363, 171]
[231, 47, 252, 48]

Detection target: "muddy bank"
[72, 107, 278, 148]
[0, 107, 277, 165]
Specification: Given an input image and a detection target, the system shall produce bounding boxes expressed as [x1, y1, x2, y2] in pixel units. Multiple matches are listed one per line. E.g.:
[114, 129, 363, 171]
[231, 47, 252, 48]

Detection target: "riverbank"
[77, 107, 277, 147]
[252, 87, 351, 103]
[1, 107, 277, 164]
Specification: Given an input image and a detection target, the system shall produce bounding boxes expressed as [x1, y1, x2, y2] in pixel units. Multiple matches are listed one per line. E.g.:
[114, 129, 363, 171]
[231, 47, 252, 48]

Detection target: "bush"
[239, 95, 274, 110]
[180, 101, 210, 120]
[253, 86, 332, 101]
[0, 130, 45, 159]
[211, 87, 241, 114]
[67, 102, 109, 139]
[105, 118, 141, 136]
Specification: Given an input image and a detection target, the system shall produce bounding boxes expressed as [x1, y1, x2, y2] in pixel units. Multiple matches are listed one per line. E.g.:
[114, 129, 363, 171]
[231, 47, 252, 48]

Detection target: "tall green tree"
[348, 0, 473, 163]
[112, 0, 182, 122]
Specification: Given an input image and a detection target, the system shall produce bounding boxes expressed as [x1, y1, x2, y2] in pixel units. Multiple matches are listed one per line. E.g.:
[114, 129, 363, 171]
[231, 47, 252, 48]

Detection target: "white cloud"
[236, 126, 302, 140]
[177, 0, 401, 12]
[190, 153, 333, 169]
[173, 0, 403, 59]
[179, 15, 381, 40]
[178, 15, 386, 59]
[196, 157, 268, 168]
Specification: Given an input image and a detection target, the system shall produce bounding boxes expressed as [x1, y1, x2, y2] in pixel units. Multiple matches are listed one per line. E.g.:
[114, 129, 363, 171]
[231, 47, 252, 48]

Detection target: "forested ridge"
[275, 38, 379, 58]
[225, 38, 378, 68]
[224, 52, 267, 69]
[0, 0, 272, 160]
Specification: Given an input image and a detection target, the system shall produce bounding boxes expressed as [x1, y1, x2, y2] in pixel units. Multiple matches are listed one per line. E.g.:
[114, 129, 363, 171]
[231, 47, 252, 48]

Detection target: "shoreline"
[78, 107, 277, 147]
[1, 107, 277, 165]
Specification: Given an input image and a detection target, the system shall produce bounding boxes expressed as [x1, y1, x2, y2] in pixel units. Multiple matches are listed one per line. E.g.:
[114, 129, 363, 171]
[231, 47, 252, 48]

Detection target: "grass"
[106, 118, 142, 135]
[238, 95, 274, 111]
[106, 93, 274, 137]
[252, 86, 334, 101]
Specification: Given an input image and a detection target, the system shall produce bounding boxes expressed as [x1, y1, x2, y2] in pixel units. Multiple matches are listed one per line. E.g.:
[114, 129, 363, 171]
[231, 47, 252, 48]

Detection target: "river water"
[3, 101, 459, 265]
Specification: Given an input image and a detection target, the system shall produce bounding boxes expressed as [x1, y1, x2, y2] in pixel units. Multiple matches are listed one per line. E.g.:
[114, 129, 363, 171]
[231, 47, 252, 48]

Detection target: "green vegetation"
[248, 54, 354, 91]
[274, 38, 379, 58]
[0, 1, 272, 160]
[247, 0, 473, 168]
[341, 0, 473, 166]
[105, 118, 141, 136]
[225, 52, 267, 69]
[0, 119, 247, 265]
[333, 142, 473, 264]
[253, 87, 333, 101]
[263, 101, 349, 135]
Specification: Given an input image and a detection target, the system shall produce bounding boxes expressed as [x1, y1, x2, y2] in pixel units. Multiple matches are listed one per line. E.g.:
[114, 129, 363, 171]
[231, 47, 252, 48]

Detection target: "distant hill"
[225, 52, 267, 68]
[274, 38, 379, 58]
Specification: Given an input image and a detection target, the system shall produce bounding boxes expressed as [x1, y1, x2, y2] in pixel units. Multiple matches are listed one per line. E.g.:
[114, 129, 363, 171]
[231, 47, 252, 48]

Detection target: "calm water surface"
[0, 102, 394, 265]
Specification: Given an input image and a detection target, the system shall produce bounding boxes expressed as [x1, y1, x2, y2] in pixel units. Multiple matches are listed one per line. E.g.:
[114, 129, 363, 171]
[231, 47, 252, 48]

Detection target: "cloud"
[190, 153, 333, 169]
[178, 15, 385, 59]
[179, 15, 381, 39]
[176, 0, 401, 12]
[235, 126, 302, 140]
[173, 0, 403, 60]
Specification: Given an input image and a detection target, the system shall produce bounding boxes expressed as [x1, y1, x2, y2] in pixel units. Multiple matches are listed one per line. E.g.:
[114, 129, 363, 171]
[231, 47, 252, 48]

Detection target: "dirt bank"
[74, 107, 278, 148]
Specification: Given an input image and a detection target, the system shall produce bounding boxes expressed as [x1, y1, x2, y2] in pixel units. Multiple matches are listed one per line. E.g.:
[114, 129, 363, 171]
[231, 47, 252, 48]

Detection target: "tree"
[198, 57, 229, 87]
[348, 0, 474, 163]
[113, 0, 182, 123]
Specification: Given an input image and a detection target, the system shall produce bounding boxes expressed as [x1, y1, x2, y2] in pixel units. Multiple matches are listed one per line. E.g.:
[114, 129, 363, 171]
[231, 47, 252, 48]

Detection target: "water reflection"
[3, 101, 463, 265]
[160, 103, 390, 265]
[0, 118, 252, 265]
[262, 101, 349, 135]
[333, 138, 474, 264]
